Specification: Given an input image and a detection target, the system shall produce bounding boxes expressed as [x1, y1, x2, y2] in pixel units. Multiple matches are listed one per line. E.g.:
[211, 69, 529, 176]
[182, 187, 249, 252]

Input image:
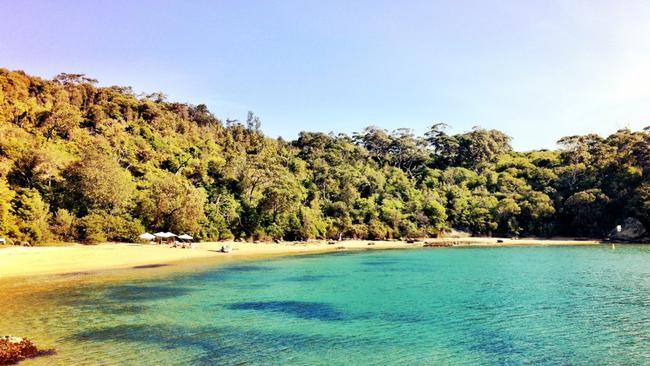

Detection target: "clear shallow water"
[3, 245, 650, 365]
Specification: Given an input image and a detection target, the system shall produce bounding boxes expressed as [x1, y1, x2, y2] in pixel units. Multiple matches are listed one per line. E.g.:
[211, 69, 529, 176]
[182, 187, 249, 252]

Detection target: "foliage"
[11, 188, 51, 243]
[1, 68, 649, 244]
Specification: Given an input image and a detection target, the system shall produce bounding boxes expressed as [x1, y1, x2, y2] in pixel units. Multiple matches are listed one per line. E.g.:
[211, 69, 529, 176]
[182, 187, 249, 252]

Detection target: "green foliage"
[427, 124, 512, 168]
[63, 147, 135, 214]
[12, 188, 51, 244]
[50, 208, 75, 241]
[562, 189, 610, 237]
[78, 210, 144, 244]
[1, 67, 649, 244]
[0, 178, 19, 238]
[137, 172, 206, 234]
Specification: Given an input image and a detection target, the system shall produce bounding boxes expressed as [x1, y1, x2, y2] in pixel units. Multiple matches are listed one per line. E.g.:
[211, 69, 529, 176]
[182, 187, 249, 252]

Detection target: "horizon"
[2, 1, 650, 150]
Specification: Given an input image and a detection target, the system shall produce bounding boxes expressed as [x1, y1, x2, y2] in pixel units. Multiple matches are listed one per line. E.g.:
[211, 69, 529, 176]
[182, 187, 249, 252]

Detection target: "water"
[2, 245, 650, 365]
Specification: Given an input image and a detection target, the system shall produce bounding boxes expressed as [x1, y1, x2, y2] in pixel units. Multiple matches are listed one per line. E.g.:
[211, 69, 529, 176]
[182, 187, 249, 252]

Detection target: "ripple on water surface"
[3, 245, 650, 365]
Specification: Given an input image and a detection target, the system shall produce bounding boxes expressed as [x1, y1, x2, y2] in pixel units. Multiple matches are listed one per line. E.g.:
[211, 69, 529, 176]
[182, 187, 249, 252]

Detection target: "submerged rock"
[0, 336, 51, 365]
[608, 217, 646, 241]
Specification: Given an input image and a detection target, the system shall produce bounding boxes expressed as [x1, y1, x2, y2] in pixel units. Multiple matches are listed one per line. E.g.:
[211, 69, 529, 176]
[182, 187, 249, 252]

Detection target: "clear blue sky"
[2, 0, 650, 150]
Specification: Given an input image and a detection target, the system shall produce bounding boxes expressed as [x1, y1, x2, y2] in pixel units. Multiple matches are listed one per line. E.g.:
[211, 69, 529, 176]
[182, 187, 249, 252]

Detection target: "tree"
[78, 210, 144, 243]
[63, 149, 135, 214]
[12, 188, 51, 244]
[353, 126, 392, 167]
[53, 73, 98, 86]
[562, 189, 610, 236]
[630, 183, 650, 228]
[421, 194, 447, 234]
[50, 208, 76, 241]
[388, 128, 428, 177]
[495, 197, 521, 236]
[189, 104, 219, 126]
[245, 111, 262, 132]
[455, 128, 512, 168]
[137, 172, 206, 234]
[425, 123, 458, 168]
[426, 124, 511, 169]
[2, 67, 650, 244]
[38, 102, 82, 140]
[257, 172, 304, 240]
[0, 179, 18, 239]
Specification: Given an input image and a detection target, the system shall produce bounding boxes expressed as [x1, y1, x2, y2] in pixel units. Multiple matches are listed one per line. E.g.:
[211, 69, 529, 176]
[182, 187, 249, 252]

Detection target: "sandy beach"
[0, 237, 601, 279]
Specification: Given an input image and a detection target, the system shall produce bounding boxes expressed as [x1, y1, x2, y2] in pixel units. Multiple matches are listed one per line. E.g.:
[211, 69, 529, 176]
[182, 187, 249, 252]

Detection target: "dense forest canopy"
[1, 68, 649, 244]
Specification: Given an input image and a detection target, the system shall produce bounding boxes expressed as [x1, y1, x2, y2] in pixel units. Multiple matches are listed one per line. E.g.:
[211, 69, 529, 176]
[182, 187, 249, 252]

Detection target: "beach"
[0, 238, 601, 279]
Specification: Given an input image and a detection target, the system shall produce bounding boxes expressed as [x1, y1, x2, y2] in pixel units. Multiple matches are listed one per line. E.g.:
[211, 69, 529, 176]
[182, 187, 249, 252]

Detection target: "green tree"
[12, 188, 51, 244]
[64, 149, 135, 214]
[137, 172, 206, 234]
[562, 189, 610, 236]
[0, 179, 18, 239]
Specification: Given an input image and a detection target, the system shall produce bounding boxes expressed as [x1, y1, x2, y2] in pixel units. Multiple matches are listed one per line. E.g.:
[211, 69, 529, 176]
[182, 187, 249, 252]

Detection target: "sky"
[1, 0, 650, 150]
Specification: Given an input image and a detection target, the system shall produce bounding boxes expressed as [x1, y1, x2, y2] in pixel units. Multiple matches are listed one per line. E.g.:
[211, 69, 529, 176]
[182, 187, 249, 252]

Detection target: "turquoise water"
[4, 245, 650, 365]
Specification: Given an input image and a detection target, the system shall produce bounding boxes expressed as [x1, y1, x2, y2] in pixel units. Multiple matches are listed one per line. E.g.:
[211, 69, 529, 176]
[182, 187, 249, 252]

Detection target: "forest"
[1, 68, 649, 244]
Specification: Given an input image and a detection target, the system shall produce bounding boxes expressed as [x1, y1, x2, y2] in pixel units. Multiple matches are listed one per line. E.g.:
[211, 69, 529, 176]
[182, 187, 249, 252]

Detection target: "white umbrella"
[139, 233, 155, 240]
[154, 232, 176, 238]
[178, 234, 193, 240]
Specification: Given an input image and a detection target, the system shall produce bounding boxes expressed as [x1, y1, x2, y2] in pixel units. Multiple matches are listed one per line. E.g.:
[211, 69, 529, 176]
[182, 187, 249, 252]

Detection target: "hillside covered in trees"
[1, 68, 649, 244]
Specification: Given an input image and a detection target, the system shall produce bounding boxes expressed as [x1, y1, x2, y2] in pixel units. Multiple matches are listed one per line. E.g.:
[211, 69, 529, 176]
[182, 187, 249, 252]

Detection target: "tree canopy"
[1, 68, 649, 244]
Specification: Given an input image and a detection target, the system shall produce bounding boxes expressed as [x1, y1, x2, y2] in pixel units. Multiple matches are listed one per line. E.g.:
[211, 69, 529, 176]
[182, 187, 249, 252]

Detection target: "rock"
[327, 240, 336, 245]
[405, 238, 418, 244]
[367, 242, 375, 246]
[497, 239, 504, 243]
[423, 242, 452, 248]
[609, 217, 646, 241]
[0, 336, 52, 364]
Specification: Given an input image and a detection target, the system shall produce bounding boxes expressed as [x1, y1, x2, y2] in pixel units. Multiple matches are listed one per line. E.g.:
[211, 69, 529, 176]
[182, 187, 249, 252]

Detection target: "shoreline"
[0, 237, 602, 281]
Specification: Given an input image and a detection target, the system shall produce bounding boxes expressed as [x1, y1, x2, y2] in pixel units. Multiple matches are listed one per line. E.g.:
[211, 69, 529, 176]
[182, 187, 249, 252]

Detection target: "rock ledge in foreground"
[0, 336, 53, 365]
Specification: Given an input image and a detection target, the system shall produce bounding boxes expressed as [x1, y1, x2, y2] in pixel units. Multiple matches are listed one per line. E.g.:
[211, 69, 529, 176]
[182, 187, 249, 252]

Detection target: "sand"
[0, 237, 602, 279]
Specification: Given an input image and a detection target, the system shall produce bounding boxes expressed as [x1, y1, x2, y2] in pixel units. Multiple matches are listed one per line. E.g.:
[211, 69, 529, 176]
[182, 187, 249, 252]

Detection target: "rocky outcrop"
[423, 241, 453, 247]
[0, 336, 52, 365]
[608, 217, 647, 241]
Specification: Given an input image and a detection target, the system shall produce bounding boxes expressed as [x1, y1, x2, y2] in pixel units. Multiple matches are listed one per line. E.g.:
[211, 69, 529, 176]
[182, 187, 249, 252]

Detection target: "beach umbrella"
[139, 233, 155, 240]
[178, 234, 193, 240]
[153, 232, 176, 244]
[154, 232, 176, 238]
